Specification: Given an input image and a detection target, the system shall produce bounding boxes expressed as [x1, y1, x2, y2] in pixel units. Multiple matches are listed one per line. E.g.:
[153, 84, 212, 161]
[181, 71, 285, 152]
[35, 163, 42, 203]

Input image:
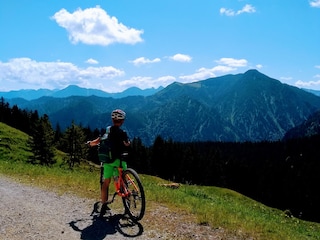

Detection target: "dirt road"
[0, 176, 233, 239]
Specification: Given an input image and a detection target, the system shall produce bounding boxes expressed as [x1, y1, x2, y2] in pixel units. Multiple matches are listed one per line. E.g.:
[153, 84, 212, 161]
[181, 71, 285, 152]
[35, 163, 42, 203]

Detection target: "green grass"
[1, 122, 320, 239]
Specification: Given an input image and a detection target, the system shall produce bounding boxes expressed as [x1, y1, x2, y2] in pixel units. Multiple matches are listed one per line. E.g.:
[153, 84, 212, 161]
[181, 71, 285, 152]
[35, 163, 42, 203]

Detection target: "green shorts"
[103, 159, 127, 179]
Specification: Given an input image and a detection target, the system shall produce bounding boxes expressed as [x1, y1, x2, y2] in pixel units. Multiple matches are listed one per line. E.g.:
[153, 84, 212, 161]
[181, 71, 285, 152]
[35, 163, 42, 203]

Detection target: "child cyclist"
[87, 109, 130, 216]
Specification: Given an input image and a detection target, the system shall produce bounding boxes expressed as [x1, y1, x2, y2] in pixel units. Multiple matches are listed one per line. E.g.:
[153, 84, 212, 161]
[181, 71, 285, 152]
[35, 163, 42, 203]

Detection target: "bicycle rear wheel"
[122, 168, 146, 221]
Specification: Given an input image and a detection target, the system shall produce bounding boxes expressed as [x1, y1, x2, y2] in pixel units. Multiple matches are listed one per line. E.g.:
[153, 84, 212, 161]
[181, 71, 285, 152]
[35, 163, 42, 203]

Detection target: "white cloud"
[119, 75, 176, 89]
[215, 58, 248, 67]
[296, 65, 320, 88]
[220, 4, 256, 16]
[295, 79, 320, 88]
[310, 0, 320, 7]
[179, 66, 236, 82]
[51, 6, 144, 46]
[280, 76, 293, 81]
[240, 4, 256, 14]
[179, 57, 247, 82]
[256, 64, 263, 69]
[295, 73, 320, 88]
[220, 8, 235, 17]
[86, 58, 99, 64]
[130, 57, 161, 66]
[0, 58, 124, 89]
[170, 54, 192, 62]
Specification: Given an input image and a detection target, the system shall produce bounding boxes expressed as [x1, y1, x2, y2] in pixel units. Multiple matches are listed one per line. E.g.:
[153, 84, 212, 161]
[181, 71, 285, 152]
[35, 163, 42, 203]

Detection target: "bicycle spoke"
[122, 168, 145, 221]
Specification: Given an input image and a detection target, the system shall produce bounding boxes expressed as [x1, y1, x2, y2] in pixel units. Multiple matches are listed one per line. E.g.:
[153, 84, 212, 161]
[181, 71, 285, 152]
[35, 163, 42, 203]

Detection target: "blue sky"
[1, 0, 320, 92]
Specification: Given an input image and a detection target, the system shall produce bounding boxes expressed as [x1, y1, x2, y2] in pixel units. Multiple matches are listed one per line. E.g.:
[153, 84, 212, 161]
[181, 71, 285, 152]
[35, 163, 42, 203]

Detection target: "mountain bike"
[99, 153, 146, 222]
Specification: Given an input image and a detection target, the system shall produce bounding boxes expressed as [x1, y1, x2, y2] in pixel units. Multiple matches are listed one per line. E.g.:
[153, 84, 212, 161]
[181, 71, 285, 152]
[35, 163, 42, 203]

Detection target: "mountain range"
[3, 69, 320, 145]
[0, 85, 163, 100]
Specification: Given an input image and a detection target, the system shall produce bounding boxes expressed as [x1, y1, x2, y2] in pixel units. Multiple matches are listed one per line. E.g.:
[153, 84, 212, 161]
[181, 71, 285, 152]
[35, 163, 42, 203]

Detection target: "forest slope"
[1, 122, 320, 239]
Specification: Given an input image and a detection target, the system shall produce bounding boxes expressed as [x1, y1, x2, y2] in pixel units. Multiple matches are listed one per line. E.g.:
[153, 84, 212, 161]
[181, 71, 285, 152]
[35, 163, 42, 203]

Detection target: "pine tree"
[29, 114, 55, 165]
[131, 137, 150, 173]
[62, 122, 88, 168]
[0, 97, 10, 123]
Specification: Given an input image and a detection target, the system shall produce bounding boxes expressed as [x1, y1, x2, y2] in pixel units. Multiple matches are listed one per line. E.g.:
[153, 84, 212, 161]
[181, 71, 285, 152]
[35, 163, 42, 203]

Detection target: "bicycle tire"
[121, 168, 146, 221]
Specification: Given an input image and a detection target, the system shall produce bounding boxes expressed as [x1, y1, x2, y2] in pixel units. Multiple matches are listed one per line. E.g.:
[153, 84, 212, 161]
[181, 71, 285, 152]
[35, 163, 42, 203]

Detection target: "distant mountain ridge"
[283, 110, 320, 140]
[303, 88, 320, 96]
[0, 85, 163, 100]
[4, 70, 320, 145]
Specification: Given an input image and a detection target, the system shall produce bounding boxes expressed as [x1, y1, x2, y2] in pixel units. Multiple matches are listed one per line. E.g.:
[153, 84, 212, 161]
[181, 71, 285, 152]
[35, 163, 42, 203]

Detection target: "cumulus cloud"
[51, 6, 144, 46]
[0, 58, 124, 89]
[295, 65, 320, 88]
[119, 75, 176, 89]
[310, 0, 320, 7]
[215, 58, 248, 67]
[170, 54, 192, 62]
[179, 66, 236, 82]
[220, 4, 256, 16]
[295, 79, 320, 88]
[130, 57, 161, 66]
[86, 58, 99, 64]
[295, 69, 320, 88]
[179, 57, 248, 82]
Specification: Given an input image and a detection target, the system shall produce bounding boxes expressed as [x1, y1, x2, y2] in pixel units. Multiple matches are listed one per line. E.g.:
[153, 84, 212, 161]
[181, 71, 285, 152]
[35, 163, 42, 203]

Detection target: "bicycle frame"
[99, 153, 146, 221]
[109, 158, 140, 202]
[114, 166, 130, 198]
[89, 141, 145, 221]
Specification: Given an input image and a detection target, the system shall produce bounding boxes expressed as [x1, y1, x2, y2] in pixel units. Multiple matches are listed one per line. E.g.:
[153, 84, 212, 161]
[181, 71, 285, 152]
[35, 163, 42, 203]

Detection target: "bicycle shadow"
[69, 202, 144, 239]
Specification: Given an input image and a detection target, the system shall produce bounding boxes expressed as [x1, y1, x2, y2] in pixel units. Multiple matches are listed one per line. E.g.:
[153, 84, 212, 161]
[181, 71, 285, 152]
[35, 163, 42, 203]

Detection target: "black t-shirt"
[108, 126, 129, 160]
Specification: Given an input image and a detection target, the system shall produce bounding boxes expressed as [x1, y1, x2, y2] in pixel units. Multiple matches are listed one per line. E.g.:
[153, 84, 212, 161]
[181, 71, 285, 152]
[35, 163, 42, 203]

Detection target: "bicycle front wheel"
[122, 168, 146, 221]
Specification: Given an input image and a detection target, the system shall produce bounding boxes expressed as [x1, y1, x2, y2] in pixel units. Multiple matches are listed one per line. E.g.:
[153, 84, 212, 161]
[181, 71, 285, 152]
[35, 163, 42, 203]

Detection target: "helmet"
[111, 109, 126, 120]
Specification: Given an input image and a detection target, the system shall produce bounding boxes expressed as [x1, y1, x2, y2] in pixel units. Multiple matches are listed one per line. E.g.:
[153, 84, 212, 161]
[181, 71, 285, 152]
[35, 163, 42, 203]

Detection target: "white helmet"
[111, 109, 126, 120]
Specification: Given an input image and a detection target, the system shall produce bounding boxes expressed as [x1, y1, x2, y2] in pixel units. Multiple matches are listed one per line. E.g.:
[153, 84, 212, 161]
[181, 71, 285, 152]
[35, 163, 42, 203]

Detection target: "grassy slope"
[1, 122, 320, 239]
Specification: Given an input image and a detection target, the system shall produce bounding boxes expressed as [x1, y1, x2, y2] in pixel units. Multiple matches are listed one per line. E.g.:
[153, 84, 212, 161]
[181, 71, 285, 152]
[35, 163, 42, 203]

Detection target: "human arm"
[87, 137, 101, 147]
[122, 131, 131, 147]
[123, 140, 131, 147]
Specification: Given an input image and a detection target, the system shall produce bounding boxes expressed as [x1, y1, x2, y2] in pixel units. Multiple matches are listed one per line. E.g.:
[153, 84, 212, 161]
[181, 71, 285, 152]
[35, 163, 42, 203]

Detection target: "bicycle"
[99, 153, 146, 222]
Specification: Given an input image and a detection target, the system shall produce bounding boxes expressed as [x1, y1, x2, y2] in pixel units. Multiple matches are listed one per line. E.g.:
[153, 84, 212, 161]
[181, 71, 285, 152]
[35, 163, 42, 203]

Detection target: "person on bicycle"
[87, 109, 131, 216]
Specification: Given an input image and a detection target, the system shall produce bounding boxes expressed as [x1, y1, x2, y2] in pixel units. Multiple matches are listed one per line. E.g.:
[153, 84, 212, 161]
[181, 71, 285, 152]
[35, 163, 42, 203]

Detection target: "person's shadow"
[69, 202, 144, 239]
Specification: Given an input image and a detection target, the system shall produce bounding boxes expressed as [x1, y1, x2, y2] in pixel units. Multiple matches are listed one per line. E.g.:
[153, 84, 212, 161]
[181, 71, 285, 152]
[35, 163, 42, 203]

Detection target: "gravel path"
[0, 176, 236, 240]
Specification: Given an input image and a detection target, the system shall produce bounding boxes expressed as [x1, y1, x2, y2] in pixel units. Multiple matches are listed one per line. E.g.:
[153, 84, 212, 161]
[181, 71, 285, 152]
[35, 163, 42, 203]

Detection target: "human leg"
[101, 163, 114, 205]
[99, 161, 119, 216]
[101, 178, 111, 203]
[100, 177, 111, 217]
[101, 160, 127, 202]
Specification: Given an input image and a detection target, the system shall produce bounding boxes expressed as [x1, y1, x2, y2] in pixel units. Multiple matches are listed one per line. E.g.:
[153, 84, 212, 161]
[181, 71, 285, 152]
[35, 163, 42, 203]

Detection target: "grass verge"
[1, 122, 320, 239]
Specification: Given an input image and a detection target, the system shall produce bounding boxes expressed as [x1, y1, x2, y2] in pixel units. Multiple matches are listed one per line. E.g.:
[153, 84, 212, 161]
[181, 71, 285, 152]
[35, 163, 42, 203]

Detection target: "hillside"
[1, 122, 320, 239]
[0, 122, 32, 161]
[142, 70, 320, 142]
[4, 70, 320, 145]
[283, 110, 320, 140]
